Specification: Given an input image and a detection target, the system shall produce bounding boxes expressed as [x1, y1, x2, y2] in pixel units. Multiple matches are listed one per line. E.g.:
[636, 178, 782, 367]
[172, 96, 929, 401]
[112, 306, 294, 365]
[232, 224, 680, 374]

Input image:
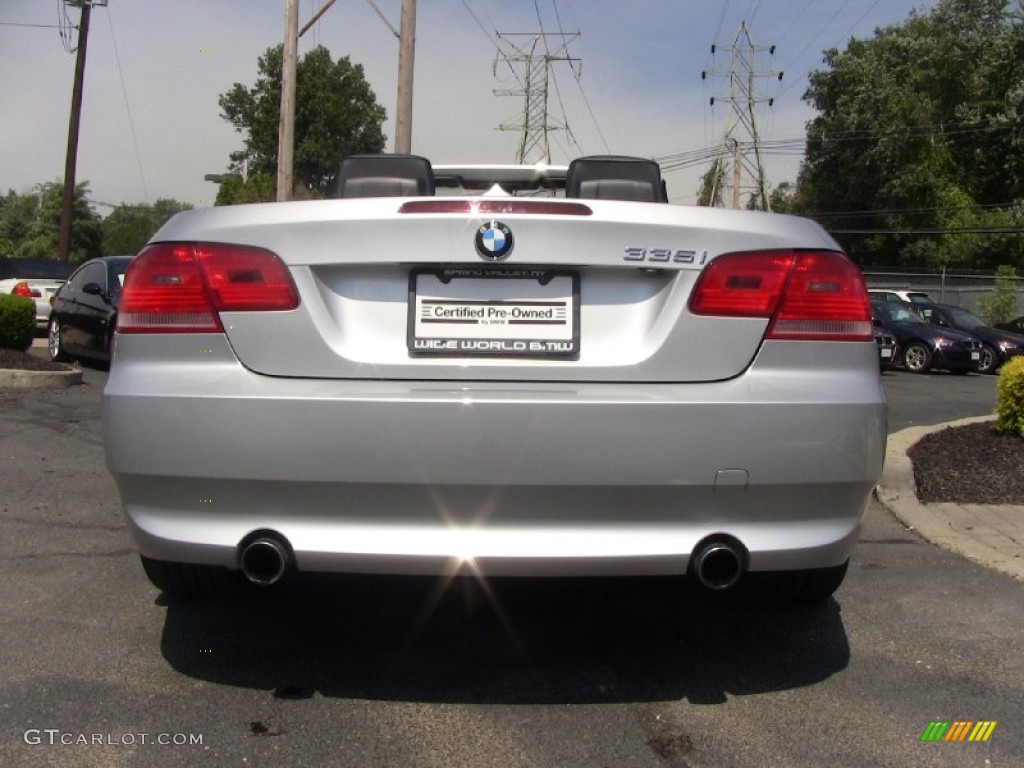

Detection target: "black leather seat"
[334, 154, 435, 198]
[565, 155, 667, 203]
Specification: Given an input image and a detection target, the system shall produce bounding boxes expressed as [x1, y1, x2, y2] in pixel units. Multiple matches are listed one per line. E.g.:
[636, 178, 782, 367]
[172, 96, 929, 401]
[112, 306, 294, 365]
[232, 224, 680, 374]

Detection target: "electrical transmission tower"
[494, 32, 580, 164]
[701, 22, 782, 210]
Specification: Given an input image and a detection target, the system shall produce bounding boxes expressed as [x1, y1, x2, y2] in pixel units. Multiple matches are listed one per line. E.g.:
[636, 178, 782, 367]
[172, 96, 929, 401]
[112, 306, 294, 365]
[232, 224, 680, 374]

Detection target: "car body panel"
[105, 334, 885, 576]
[104, 159, 887, 582]
[150, 199, 838, 384]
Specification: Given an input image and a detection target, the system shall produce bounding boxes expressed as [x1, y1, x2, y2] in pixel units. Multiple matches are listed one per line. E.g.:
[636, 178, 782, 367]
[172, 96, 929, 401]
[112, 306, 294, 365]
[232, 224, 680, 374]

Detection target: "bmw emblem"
[475, 221, 514, 261]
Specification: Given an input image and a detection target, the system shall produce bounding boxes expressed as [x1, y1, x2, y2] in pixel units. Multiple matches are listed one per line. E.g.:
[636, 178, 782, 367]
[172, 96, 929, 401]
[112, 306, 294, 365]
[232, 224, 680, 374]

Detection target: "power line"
[0, 21, 70, 28]
[105, 6, 149, 203]
[494, 31, 580, 163]
[703, 21, 781, 208]
[459, 0, 500, 47]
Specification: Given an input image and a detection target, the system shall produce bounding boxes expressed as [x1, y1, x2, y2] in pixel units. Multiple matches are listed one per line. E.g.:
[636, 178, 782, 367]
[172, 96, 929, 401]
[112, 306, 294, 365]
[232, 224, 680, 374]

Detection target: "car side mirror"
[83, 282, 111, 302]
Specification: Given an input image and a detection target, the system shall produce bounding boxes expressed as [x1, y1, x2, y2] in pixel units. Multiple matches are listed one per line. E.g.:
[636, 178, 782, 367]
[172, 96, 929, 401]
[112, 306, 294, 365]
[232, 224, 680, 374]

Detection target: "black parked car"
[871, 301, 982, 374]
[914, 302, 1024, 374]
[48, 256, 132, 364]
[995, 316, 1024, 335]
[873, 328, 898, 371]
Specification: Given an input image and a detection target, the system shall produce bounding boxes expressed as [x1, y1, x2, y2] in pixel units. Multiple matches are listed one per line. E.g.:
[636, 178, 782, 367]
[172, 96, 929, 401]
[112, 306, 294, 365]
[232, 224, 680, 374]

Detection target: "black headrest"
[334, 154, 435, 198]
[565, 155, 667, 203]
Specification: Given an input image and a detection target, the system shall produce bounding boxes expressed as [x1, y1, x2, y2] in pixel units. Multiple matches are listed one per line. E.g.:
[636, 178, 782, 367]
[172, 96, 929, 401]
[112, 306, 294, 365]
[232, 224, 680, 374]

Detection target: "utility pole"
[58, 0, 105, 262]
[394, 0, 416, 154]
[494, 32, 579, 164]
[279, 0, 414, 190]
[276, 0, 299, 202]
[702, 22, 782, 210]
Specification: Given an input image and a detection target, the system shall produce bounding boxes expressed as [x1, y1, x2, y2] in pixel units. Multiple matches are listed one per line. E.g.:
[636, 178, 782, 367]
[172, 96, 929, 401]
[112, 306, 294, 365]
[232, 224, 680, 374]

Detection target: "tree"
[767, 182, 801, 215]
[978, 265, 1021, 324]
[218, 45, 387, 198]
[796, 0, 1024, 267]
[214, 173, 273, 206]
[101, 198, 193, 255]
[0, 182, 101, 263]
[696, 156, 727, 207]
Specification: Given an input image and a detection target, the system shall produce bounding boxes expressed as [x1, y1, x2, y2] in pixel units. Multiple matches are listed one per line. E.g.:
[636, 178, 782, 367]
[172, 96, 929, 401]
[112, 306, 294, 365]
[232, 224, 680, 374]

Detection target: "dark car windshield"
[943, 306, 986, 330]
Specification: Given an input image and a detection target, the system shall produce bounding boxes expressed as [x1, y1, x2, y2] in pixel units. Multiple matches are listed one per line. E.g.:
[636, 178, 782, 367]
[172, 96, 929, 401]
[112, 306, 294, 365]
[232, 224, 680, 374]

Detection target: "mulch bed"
[909, 421, 1024, 505]
[0, 347, 74, 373]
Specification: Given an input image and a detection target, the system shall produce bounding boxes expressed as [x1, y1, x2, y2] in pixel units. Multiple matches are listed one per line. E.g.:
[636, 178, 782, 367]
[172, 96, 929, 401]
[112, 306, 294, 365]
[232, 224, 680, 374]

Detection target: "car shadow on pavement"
[158, 572, 849, 705]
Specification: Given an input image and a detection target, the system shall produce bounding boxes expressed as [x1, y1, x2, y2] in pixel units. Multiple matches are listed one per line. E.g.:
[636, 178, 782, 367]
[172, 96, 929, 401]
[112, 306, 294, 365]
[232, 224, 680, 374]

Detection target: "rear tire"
[903, 342, 932, 373]
[743, 560, 849, 605]
[48, 317, 68, 362]
[140, 555, 245, 599]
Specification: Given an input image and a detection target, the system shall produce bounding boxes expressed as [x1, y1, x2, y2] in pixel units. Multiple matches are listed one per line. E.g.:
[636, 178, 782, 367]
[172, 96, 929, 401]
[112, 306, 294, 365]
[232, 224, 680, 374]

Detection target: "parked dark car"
[995, 316, 1024, 335]
[873, 328, 898, 371]
[871, 301, 982, 374]
[914, 302, 1024, 374]
[48, 256, 131, 364]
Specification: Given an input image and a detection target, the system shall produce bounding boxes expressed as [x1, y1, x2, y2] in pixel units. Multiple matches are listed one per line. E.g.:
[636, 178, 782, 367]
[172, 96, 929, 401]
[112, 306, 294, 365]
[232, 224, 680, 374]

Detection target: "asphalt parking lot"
[1, 365, 1020, 767]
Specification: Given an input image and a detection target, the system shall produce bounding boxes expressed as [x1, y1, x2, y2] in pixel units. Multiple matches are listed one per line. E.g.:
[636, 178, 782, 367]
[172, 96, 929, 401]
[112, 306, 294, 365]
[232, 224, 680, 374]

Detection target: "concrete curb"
[877, 416, 1024, 582]
[0, 365, 83, 390]
[0, 338, 82, 390]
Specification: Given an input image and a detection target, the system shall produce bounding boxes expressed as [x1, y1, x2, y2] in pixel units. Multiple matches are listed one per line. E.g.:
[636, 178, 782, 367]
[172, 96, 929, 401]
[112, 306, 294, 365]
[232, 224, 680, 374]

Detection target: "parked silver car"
[103, 155, 887, 603]
[0, 257, 75, 329]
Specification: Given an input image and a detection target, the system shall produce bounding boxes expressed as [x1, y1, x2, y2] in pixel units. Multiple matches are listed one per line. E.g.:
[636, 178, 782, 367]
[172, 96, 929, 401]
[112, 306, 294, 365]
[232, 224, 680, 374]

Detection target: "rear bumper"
[103, 337, 887, 577]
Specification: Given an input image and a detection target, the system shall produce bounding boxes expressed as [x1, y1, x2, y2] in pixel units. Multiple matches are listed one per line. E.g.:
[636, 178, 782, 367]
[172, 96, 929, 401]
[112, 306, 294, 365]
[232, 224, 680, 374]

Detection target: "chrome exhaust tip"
[239, 535, 290, 586]
[692, 538, 745, 591]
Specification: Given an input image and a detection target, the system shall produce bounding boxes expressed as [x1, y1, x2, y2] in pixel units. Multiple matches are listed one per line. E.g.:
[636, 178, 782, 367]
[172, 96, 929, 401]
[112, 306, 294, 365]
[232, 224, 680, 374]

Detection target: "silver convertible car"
[103, 155, 886, 603]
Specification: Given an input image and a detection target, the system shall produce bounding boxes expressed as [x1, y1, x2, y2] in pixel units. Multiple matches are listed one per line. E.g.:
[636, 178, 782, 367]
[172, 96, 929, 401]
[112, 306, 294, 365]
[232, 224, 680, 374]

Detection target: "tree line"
[0, 182, 192, 263]
[773, 0, 1024, 271]
[0, 44, 384, 263]
[9, 2, 1021, 274]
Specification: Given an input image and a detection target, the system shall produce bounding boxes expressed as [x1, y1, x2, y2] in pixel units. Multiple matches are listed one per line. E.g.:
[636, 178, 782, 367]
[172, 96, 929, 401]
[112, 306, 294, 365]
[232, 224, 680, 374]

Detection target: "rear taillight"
[117, 243, 299, 334]
[689, 250, 871, 341]
[11, 281, 40, 298]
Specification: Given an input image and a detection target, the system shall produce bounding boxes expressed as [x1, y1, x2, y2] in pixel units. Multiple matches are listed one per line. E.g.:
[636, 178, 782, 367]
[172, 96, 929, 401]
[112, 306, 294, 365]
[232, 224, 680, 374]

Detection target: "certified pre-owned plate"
[409, 268, 580, 358]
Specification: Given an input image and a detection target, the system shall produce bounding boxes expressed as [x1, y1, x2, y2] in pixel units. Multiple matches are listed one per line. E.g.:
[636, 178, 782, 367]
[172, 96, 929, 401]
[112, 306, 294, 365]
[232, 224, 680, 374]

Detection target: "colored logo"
[475, 221, 514, 261]
[920, 721, 997, 742]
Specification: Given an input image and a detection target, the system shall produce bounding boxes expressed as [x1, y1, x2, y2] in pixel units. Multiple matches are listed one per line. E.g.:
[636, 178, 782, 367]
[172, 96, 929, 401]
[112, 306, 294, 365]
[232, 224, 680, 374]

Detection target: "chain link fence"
[863, 268, 1024, 316]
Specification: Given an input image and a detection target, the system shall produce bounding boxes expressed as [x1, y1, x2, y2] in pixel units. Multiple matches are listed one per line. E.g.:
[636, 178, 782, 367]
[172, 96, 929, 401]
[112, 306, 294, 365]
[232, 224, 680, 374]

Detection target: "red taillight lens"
[118, 243, 299, 334]
[11, 281, 39, 298]
[194, 243, 299, 312]
[689, 250, 871, 341]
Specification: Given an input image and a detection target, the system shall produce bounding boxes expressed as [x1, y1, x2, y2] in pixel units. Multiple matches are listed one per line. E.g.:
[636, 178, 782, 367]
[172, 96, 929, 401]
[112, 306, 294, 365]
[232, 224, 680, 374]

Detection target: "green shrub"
[977, 265, 1020, 326]
[0, 294, 35, 351]
[995, 356, 1024, 438]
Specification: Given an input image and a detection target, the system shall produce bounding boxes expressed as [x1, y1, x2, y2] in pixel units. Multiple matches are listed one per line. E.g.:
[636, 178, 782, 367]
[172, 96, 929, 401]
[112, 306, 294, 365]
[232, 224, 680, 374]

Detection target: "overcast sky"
[1, 0, 933, 209]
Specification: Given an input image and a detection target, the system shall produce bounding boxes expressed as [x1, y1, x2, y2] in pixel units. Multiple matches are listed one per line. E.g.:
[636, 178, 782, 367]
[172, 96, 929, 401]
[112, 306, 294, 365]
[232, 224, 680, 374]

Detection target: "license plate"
[409, 268, 579, 358]
[971, 351, 980, 361]
[881, 348, 893, 359]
